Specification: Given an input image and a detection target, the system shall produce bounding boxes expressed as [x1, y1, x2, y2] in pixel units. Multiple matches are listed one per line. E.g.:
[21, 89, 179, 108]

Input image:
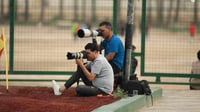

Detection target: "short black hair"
[132, 45, 136, 50]
[85, 43, 98, 52]
[99, 21, 112, 30]
[197, 50, 200, 60]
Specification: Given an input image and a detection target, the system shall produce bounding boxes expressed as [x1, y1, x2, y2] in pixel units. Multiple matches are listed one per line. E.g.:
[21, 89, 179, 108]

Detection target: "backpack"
[123, 80, 151, 95]
[140, 80, 152, 95]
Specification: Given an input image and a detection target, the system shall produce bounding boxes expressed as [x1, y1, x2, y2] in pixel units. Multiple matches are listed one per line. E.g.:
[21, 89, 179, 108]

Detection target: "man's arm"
[106, 52, 115, 61]
[76, 59, 96, 81]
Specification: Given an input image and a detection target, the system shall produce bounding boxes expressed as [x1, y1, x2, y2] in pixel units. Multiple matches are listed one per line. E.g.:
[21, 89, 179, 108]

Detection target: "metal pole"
[113, 0, 118, 34]
[123, 0, 136, 82]
[9, 0, 15, 71]
[141, 0, 147, 75]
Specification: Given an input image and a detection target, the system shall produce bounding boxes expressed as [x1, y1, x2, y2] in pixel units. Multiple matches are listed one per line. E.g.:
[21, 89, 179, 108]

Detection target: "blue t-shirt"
[101, 35, 125, 69]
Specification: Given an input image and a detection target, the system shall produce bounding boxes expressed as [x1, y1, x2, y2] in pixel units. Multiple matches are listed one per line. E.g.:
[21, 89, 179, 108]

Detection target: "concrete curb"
[92, 87, 163, 112]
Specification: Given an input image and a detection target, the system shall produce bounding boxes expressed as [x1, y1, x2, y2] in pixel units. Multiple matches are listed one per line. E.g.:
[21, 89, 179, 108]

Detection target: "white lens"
[92, 30, 99, 37]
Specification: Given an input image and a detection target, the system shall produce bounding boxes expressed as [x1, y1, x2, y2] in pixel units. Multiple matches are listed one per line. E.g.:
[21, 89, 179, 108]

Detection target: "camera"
[77, 29, 103, 38]
[66, 50, 87, 60]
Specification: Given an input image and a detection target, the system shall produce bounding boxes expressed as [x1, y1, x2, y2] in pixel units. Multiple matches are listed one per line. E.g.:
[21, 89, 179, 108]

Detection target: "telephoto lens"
[66, 50, 87, 60]
[77, 29, 103, 38]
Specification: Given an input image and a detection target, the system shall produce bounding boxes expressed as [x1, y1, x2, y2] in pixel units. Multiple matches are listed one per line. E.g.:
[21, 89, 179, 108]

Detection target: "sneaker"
[52, 80, 62, 96]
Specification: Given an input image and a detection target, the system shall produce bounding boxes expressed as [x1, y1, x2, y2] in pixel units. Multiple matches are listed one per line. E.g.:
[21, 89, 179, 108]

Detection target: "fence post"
[113, 0, 118, 34]
[9, 0, 15, 72]
[141, 0, 146, 75]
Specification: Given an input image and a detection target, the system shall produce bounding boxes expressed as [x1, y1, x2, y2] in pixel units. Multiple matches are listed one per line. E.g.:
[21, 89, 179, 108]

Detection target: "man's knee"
[76, 85, 83, 94]
[114, 73, 123, 90]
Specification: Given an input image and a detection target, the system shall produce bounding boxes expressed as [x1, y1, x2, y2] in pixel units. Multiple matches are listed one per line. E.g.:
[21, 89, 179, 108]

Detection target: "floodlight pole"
[123, 0, 136, 82]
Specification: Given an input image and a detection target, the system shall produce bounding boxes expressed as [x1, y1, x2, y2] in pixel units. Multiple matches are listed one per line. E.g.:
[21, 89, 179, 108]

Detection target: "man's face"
[85, 49, 96, 61]
[99, 25, 111, 39]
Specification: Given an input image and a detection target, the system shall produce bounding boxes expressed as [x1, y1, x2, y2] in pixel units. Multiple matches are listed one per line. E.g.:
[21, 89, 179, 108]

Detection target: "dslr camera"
[66, 50, 87, 60]
[77, 29, 103, 38]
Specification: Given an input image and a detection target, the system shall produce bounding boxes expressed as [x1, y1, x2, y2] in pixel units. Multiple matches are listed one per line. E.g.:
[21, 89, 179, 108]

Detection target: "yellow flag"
[0, 33, 4, 57]
[1, 27, 9, 91]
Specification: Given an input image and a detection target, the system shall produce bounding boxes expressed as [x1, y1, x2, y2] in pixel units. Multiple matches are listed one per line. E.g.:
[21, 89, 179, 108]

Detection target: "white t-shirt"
[86, 55, 114, 94]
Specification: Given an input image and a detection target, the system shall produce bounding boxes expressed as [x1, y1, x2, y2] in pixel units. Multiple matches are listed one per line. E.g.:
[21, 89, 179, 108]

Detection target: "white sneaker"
[52, 80, 62, 96]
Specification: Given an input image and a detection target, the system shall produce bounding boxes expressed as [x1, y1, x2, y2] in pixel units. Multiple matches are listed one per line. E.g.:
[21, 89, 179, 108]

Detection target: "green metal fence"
[0, 0, 123, 85]
[0, 0, 200, 85]
[140, 0, 200, 85]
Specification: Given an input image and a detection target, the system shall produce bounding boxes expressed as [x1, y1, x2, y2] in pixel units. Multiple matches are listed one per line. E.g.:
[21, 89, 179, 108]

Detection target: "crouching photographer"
[52, 43, 114, 96]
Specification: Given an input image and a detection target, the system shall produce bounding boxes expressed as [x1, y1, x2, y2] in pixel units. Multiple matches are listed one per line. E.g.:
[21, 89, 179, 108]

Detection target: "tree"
[59, 0, 64, 19]
[194, 0, 199, 24]
[91, 0, 96, 22]
[24, 0, 29, 22]
[166, 0, 173, 25]
[174, 0, 180, 23]
[39, 0, 46, 23]
[117, 0, 121, 21]
[15, 0, 18, 21]
[81, 0, 86, 21]
[0, 0, 4, 20]
[147, 0, 152, 24]
[74, 0, 78, 21]
[157, 0, 164, 24]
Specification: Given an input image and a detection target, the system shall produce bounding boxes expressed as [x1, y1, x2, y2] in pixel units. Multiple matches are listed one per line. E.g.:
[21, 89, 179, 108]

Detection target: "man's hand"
[75, 58, 84, 66]
[75, 58, 96, 81]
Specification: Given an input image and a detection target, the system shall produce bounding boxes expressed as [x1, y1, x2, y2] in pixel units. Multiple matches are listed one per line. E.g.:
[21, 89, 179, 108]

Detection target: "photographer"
[99, 21, 125, 89]
[52, 43, 114, 96]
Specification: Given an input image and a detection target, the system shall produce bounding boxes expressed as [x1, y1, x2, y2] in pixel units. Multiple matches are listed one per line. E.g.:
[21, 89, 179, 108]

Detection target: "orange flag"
[0, 33, 4, 57]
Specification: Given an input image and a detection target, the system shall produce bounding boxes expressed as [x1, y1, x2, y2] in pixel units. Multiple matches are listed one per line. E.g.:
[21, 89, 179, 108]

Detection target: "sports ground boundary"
[92, 87, 163, 112]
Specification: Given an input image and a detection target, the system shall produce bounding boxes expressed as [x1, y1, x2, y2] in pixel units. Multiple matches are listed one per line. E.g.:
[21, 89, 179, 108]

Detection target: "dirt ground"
[0, 86, 119, 112]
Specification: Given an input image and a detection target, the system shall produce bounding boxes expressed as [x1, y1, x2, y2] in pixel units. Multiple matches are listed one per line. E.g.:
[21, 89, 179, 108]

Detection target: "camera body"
[66, 50, 87, 60]
[77, 29, 103, 38]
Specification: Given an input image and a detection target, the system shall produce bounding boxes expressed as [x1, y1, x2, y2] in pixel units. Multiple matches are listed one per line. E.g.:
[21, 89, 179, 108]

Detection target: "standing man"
[190, 50, 200, 90]
[189, 22, 196, 42]
[52, 43, 114, 96]
[99, 21, 125, 89]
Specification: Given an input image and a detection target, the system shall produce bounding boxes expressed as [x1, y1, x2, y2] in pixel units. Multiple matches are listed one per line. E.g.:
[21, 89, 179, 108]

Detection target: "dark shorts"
[109, 61, 121, 74]
[76, 85, 108, 96]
